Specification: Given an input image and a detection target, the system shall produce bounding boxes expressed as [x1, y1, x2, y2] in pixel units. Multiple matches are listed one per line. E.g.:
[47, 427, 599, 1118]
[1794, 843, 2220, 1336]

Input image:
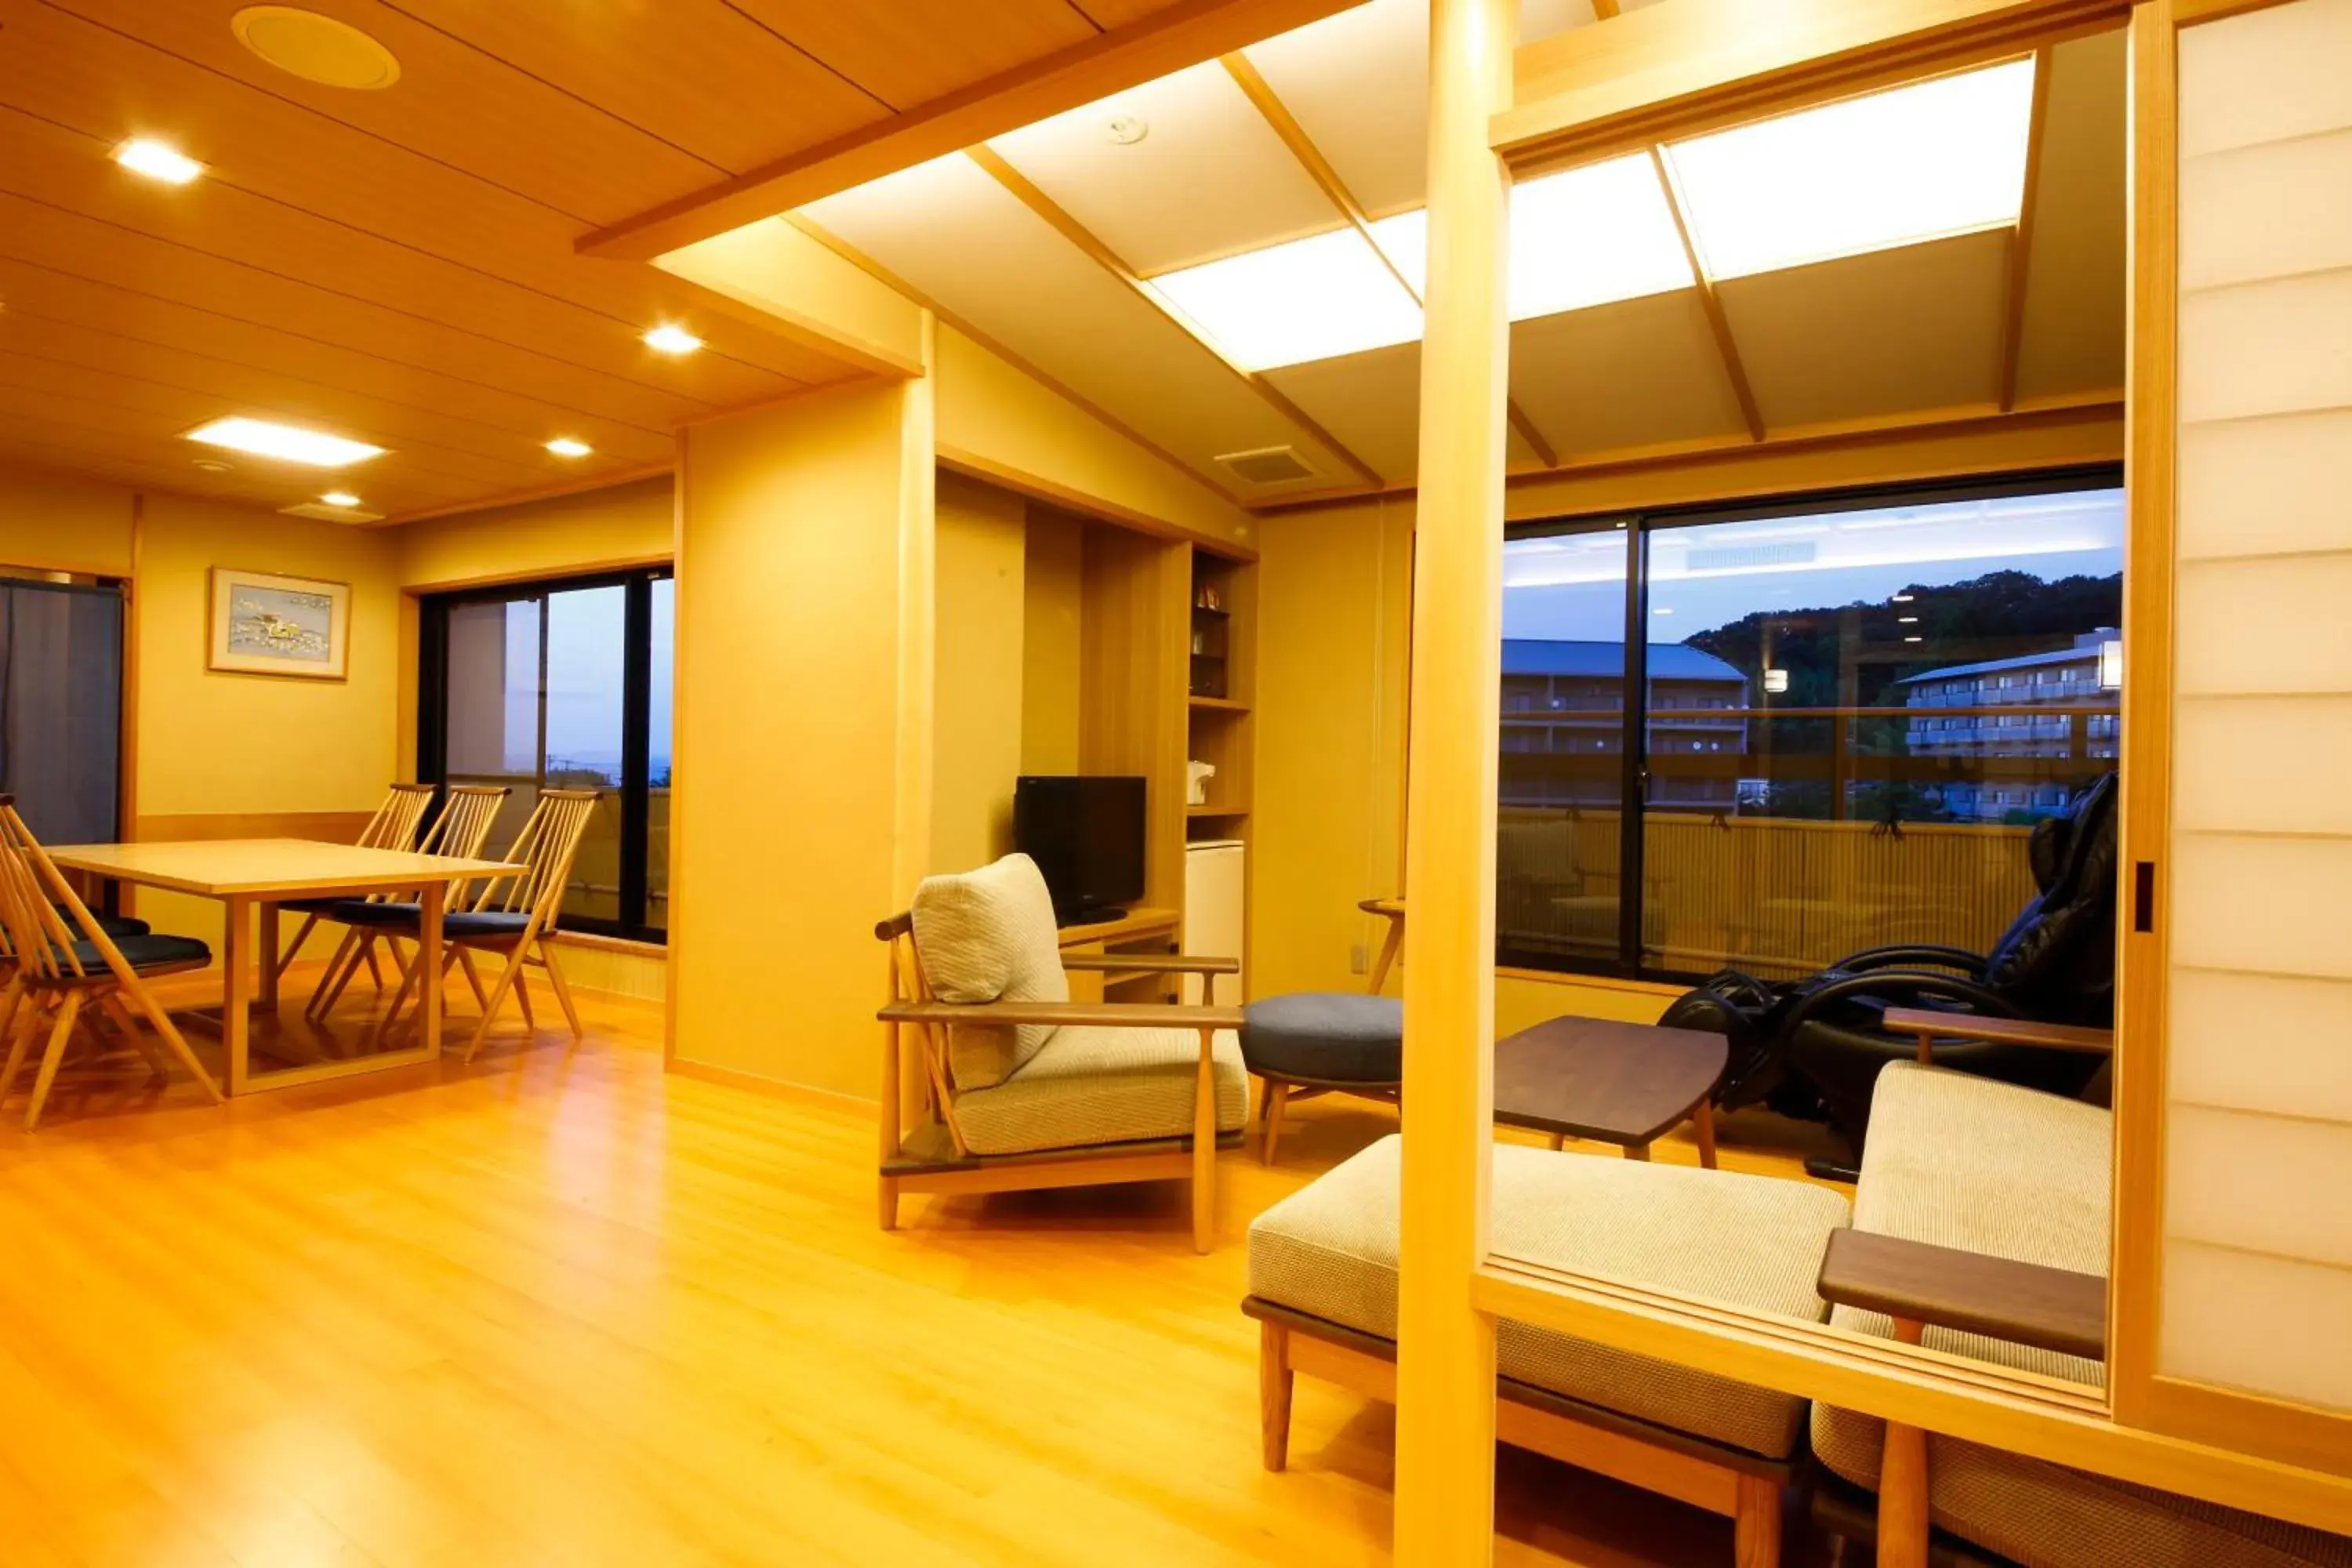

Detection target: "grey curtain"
[0, 579, 123, 844]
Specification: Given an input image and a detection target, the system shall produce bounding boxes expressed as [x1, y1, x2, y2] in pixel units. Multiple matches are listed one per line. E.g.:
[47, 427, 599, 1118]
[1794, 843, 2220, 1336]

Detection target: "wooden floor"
[0, 964, 1852, 1567]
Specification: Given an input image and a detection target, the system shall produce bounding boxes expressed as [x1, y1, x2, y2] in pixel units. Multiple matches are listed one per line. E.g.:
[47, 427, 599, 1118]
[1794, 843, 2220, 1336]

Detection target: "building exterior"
[1898, 629, 2121, 821]
[1500, 640, 1749, 809]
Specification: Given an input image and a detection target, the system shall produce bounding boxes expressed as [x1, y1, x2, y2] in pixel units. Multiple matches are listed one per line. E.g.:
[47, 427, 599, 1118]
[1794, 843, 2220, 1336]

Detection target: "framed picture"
[208, 568, 350, 680]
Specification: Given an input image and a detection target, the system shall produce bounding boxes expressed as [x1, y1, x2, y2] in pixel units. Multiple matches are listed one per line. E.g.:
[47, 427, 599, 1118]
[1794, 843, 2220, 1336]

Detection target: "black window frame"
[416, 564, 672, 945]
[1499, 462, 2125, 985]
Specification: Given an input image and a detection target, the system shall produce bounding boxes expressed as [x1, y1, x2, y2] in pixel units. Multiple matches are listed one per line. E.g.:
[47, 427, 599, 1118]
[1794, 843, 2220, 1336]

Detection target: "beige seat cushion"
[1816, 1064, 2352, 1568]
[909, 853, 1067, 1091]
[1250, 1135, 1851, 1460]
[953, 1025, 1248, 1156]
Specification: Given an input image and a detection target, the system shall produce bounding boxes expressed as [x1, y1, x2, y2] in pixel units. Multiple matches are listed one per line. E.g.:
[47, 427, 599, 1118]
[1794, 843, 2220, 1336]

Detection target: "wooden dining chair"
[304, 784, 510, 1024]
[272, 782, 438, 991]
[377, 789, 600, 1062]
[0, 798, 223, 1130]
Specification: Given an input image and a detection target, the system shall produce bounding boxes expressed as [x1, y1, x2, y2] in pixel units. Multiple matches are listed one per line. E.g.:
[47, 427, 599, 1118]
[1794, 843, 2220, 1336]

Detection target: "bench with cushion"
[1246, 1134, 1852, 1566]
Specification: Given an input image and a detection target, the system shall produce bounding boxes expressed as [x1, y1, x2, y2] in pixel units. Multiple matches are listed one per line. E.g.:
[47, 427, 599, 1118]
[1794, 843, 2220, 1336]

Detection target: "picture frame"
[207, 568, 351, 680]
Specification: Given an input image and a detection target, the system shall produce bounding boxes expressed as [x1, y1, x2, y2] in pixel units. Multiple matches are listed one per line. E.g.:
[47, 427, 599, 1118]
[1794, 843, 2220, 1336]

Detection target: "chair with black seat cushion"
[273, 782, 437, 994]
[0, 797, 222, 1130]
[1240, 897, 1406, 1165]
[372, 789, 600, 1062]
[304, 784, 508, 1024]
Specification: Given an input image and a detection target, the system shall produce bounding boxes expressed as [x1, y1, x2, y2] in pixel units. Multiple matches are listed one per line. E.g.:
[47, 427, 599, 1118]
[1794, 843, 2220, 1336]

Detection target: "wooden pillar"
[1392, 0, 1513, 1560]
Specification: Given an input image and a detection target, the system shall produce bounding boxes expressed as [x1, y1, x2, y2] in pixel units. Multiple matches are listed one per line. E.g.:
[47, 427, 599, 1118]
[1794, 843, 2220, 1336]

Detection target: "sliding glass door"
[419, 568, 672, 942]
[1501, 470, 2125, 982]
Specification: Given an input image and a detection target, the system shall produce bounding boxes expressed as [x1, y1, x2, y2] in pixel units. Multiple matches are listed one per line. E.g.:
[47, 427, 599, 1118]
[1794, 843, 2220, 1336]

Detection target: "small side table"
[1493, 1016, 1730, 1167]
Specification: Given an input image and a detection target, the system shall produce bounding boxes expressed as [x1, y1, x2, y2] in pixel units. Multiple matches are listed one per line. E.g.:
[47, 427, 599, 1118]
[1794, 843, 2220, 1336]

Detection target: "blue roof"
[1502, 639, 1746, 683]
[1897, 643, 2107, 684]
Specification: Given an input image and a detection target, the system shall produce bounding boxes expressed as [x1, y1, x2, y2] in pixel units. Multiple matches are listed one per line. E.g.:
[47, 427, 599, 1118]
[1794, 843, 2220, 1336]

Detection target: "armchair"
[874, 854, 1247, 1251]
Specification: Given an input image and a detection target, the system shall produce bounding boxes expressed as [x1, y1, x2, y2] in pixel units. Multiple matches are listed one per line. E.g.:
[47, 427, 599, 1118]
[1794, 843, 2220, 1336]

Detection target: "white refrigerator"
[1182, 839, 1246, 1007]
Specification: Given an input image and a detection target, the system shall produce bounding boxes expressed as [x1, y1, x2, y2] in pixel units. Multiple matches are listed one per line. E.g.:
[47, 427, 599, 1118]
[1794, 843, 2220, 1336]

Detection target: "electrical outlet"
[1349, 942, 1368, 975]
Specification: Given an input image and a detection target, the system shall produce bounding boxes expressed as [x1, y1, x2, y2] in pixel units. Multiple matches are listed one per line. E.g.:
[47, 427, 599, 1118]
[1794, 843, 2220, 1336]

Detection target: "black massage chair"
[1663, 772, 2118, 1181]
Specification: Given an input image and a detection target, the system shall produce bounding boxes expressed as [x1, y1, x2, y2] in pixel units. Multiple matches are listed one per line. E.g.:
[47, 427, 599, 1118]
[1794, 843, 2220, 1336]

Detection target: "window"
[418, 567, 673, 943]
[1500, 470, 2122, 982]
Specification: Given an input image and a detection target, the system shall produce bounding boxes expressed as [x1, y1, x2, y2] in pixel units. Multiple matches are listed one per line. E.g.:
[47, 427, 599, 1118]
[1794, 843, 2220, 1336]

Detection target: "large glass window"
[420, 568, 672, 943]
[1501, 471, 2123, 982]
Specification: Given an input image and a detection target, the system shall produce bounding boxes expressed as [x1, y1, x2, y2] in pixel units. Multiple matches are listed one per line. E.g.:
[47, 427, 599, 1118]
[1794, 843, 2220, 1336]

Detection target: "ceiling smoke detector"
[233, 7, 401, 89]
[1214, 446, 1318, 486]
[1104, 115, 1149, 146]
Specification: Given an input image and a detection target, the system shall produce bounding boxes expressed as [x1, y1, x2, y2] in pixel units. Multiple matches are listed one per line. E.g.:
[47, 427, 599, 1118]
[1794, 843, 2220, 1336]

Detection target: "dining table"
[47, 837, 522, 1094]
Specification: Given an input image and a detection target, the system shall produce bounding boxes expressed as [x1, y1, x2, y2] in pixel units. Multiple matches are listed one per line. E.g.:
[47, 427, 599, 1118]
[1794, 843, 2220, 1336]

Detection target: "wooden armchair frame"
[1820, 1011, 2114, 1568]
[874, 912, 1243, 1252]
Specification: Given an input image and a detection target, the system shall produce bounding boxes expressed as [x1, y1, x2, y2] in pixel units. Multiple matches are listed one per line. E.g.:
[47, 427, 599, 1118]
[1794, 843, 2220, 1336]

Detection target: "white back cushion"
[909, 853, 1069, 1091]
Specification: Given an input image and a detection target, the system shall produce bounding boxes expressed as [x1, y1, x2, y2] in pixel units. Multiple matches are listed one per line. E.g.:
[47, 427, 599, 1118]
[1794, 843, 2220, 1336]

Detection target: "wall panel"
[2160, 0, 2352, 1418]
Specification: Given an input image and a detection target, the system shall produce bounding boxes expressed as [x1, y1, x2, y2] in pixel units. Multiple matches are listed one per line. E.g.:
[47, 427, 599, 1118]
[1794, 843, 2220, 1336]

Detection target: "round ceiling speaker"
[231, 7, 401, 90]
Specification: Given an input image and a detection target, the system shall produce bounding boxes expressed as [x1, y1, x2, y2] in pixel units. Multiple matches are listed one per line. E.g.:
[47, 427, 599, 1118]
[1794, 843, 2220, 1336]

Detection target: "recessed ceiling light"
[191, 458, 234, 473]
[1371, 153, 1693, 321]
[1149, 227, 1421, 372]
[114, 139, 204, 185]
[544, 437, 592, 458]
[1904, 635, 1925, 643]
[1662, 58, 2037, 280]
[184, 416, 385, 468]
[233, 7, 401, 89]
[319, 491, 361, 507]
[1104, 115, 1149, 146]
[643, 325, 702, 355]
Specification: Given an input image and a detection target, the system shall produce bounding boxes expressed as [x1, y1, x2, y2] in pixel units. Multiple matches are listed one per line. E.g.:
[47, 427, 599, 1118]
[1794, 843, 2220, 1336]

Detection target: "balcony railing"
[1492, 701, 2115, 978]
[1497, 806, 2042, 980]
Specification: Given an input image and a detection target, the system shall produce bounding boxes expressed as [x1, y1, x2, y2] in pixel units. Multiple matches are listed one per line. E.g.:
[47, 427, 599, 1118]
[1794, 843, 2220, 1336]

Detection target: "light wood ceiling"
[0, 0, 1222, 521]
[768, 2, 2127, 506]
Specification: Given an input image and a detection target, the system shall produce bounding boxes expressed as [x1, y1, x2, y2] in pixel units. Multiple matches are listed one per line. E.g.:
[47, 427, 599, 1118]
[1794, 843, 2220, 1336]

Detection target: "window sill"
[1496, 966, 1686, 998]
[554, 929, 668, 957]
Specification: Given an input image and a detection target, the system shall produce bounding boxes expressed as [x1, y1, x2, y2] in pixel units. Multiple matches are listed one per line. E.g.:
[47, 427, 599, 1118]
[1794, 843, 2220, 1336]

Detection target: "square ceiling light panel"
[1664, 58, 2038, 281]
[1149, 226, 1422, 372]
[1367, 153, 1694, 321]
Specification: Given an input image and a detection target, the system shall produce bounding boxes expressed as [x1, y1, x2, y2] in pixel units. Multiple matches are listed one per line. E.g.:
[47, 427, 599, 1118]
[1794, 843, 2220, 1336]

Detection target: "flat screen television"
[1014, 775, 1146, 926]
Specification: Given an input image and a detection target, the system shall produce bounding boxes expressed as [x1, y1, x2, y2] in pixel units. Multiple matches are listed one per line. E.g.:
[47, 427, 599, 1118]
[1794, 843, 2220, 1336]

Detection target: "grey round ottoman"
[1240, 993, 1404, 1163]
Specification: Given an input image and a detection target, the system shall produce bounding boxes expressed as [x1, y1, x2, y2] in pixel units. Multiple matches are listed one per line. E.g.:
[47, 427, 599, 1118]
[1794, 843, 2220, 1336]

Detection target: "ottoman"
[1246, 1134, 1852, 1566]
[1238, 992, 1403, 1163]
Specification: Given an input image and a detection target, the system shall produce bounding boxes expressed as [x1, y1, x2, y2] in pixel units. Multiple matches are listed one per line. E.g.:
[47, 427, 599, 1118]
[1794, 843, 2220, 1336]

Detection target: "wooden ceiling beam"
[575, 0, 1364, 263]
[782, 213, 1250, 510]
[1218, 53, 1560, 470]
[1244, 387, 2122, 510]
[963, 144, 1383, 488]
[1650, 147, 1767, 443]
[1998, 43, 2056, 412]
[1500, 0, 2125, 176]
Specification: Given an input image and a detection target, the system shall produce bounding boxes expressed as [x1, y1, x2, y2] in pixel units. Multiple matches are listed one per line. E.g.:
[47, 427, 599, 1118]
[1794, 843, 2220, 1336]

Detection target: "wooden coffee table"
[1494, 1015, 1730, 1167]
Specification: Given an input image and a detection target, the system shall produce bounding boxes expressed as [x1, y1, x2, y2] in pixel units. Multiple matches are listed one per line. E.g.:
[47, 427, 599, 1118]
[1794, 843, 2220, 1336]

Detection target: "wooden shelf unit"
[1186, 548, 1256, 836]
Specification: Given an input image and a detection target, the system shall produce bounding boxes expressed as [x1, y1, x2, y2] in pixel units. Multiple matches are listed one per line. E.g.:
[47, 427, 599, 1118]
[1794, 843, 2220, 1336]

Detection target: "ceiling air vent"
[279, 500, 384, 524]
[1214, 445, 1318, 486]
